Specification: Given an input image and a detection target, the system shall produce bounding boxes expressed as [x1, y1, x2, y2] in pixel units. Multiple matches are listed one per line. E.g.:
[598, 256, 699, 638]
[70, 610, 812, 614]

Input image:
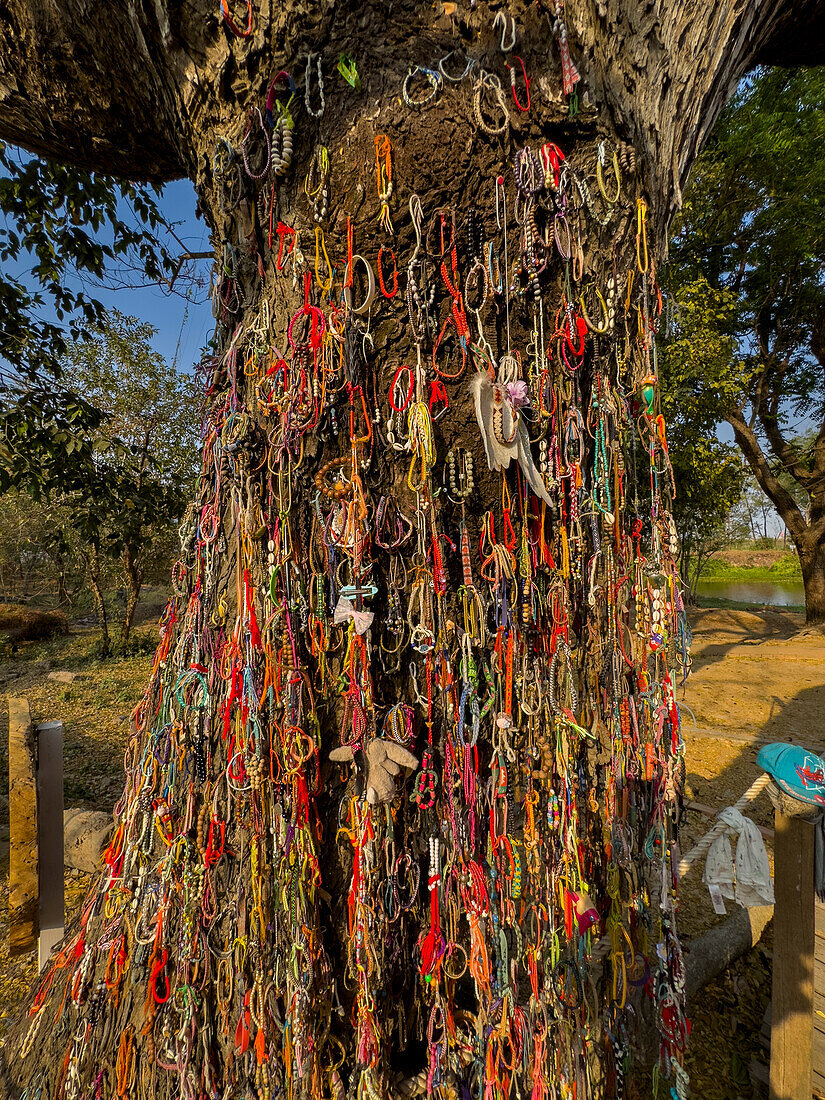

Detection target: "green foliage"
[0, 147, 177, 497]
[671, 63, 825, 434]
[664, 66, 825, 615]
[658, 280, 746, 594]
[0, 145, 171, 384]
[0, 316, 199, 645]
[665, 429, 744, 596]
[659, 276, 749, 422]
[769, 555, 802, 578]
[62, 311, 199, 493]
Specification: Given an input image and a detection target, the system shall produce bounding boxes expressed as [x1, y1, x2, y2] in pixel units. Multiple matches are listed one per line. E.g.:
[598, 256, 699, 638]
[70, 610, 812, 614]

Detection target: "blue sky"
[0, 173, 216, 375]
[106, 180, 214, 370]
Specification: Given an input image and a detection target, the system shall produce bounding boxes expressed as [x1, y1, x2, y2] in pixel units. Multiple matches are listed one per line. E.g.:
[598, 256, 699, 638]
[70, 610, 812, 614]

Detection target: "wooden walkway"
[815, 896, 825, 1098]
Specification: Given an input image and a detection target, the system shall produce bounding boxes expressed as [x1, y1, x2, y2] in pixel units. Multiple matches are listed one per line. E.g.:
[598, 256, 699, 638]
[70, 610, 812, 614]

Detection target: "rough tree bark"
[79, 544, 110, 657]
[1, 3, 823, 1099]
[728, 407, 825, 623]
[120, 544, 143, 644]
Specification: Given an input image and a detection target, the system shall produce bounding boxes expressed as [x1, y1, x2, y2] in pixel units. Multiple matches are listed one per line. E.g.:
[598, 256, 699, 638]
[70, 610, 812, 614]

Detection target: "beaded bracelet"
[314, 457, 351, 500]
[402, 65, 442, 109]
[579, 284, 611, 334]
[514, 146, 543, 199]
[472, 71, 509, 137]
[464, 258, 489, 313]
[305, 145, 329, 222]
[567, 166, 613, 228]
[304, 53, 325, 118]
[241, 108, 270, 180]
[270, 117, 293, 178]
[445, 448, 474, 501]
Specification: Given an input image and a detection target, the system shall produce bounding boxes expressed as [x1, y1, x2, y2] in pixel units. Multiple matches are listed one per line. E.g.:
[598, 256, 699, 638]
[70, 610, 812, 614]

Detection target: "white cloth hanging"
[703, 806, 774, 908]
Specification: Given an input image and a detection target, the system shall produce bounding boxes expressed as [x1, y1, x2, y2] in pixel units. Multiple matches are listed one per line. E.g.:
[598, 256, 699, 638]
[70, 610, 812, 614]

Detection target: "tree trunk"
[53, 552, 70, 607]
[119, 544, 142, 644]
[81, 546, 110, 657]
[2, 4, 825, 1100]
[729, 412, 825, 624]
[799, 537, 825, 625]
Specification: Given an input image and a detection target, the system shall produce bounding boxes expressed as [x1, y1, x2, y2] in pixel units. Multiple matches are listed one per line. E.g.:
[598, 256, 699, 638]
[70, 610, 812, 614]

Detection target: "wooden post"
[770, 812, 814, 1100]
[36, 720, 64, 970]
[8, 697, 38, 956]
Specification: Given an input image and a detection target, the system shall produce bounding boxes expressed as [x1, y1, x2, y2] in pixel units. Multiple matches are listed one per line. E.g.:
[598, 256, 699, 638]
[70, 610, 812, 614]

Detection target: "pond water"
[695, 577, 804, 608]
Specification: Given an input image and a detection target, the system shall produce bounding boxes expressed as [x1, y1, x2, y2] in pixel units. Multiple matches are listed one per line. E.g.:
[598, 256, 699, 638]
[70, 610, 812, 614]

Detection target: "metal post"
[36, 720, 64, 971]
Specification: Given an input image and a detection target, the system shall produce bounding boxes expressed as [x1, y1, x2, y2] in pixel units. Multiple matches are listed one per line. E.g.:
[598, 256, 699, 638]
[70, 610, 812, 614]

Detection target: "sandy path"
[679, 609, 825, 1097]
[681, 608, 825, 828]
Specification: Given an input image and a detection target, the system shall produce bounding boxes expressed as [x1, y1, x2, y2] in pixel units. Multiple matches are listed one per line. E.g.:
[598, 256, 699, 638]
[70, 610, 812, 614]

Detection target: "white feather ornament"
[470, 370, 552, 505]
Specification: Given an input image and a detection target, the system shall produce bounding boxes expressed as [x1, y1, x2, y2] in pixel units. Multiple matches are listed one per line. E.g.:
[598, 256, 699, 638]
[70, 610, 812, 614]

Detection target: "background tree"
[62, 312, 201, 642]
[0, 146, 178, 467]
[668, 437, 745, 602]
[659, 276, 747, 599]
[0, 492, 81, 604]
[669, 66, 825, 621]
[0, 315, 200, 651]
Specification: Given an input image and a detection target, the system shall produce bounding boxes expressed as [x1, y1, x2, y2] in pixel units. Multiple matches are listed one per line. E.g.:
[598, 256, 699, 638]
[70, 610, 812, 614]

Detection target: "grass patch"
[702, 551, 802, 581]
[701, 563, 802, 582]
[695, 593, 805, 613]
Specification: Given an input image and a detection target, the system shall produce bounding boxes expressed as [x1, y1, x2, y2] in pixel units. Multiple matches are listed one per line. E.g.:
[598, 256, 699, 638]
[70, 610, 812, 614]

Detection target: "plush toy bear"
[330, 739, 419, 804]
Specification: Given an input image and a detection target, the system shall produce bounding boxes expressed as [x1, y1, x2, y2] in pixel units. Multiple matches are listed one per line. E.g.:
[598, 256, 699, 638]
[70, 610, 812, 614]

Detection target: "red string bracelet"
[220, 0, 253, 37]
[377, 246, 399, 298]
[506, 56, 531, 112]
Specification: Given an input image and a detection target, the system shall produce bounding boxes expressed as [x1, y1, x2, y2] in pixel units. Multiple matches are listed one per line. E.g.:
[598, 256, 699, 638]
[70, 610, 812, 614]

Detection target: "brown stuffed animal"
[330, 739, 419, 804]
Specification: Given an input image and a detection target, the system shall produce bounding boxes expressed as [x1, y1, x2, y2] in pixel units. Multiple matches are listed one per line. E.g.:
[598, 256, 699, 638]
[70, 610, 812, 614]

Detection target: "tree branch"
[752, 0, 825, 65]
[0, 0, 213, 180]
[568, 0, 825, 243]
[727, 408, 808, 543]
[755, 362, 818, 489]
[2, 0, 825, 233]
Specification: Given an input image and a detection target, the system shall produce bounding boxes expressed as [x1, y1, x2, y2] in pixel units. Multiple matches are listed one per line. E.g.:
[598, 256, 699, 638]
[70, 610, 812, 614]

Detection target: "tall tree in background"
[1, 2, 823, 1098]
[62, 312, 200, 643]
[0, 146, 176, 468]
[659, 279, 746, 599]
[1, 315, 199, 651]
[670, 66, 825, 621]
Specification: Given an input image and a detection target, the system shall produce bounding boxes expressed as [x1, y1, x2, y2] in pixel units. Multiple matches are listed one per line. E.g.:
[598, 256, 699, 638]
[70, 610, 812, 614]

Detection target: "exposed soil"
[679, 608, 825, 1098]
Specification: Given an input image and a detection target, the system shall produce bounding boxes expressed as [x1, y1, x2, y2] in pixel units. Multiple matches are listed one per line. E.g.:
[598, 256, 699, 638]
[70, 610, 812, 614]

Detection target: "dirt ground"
[679, 608, 825, 1098]
[1, 609, 824, 1096]
[682, 608, 825, 830]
